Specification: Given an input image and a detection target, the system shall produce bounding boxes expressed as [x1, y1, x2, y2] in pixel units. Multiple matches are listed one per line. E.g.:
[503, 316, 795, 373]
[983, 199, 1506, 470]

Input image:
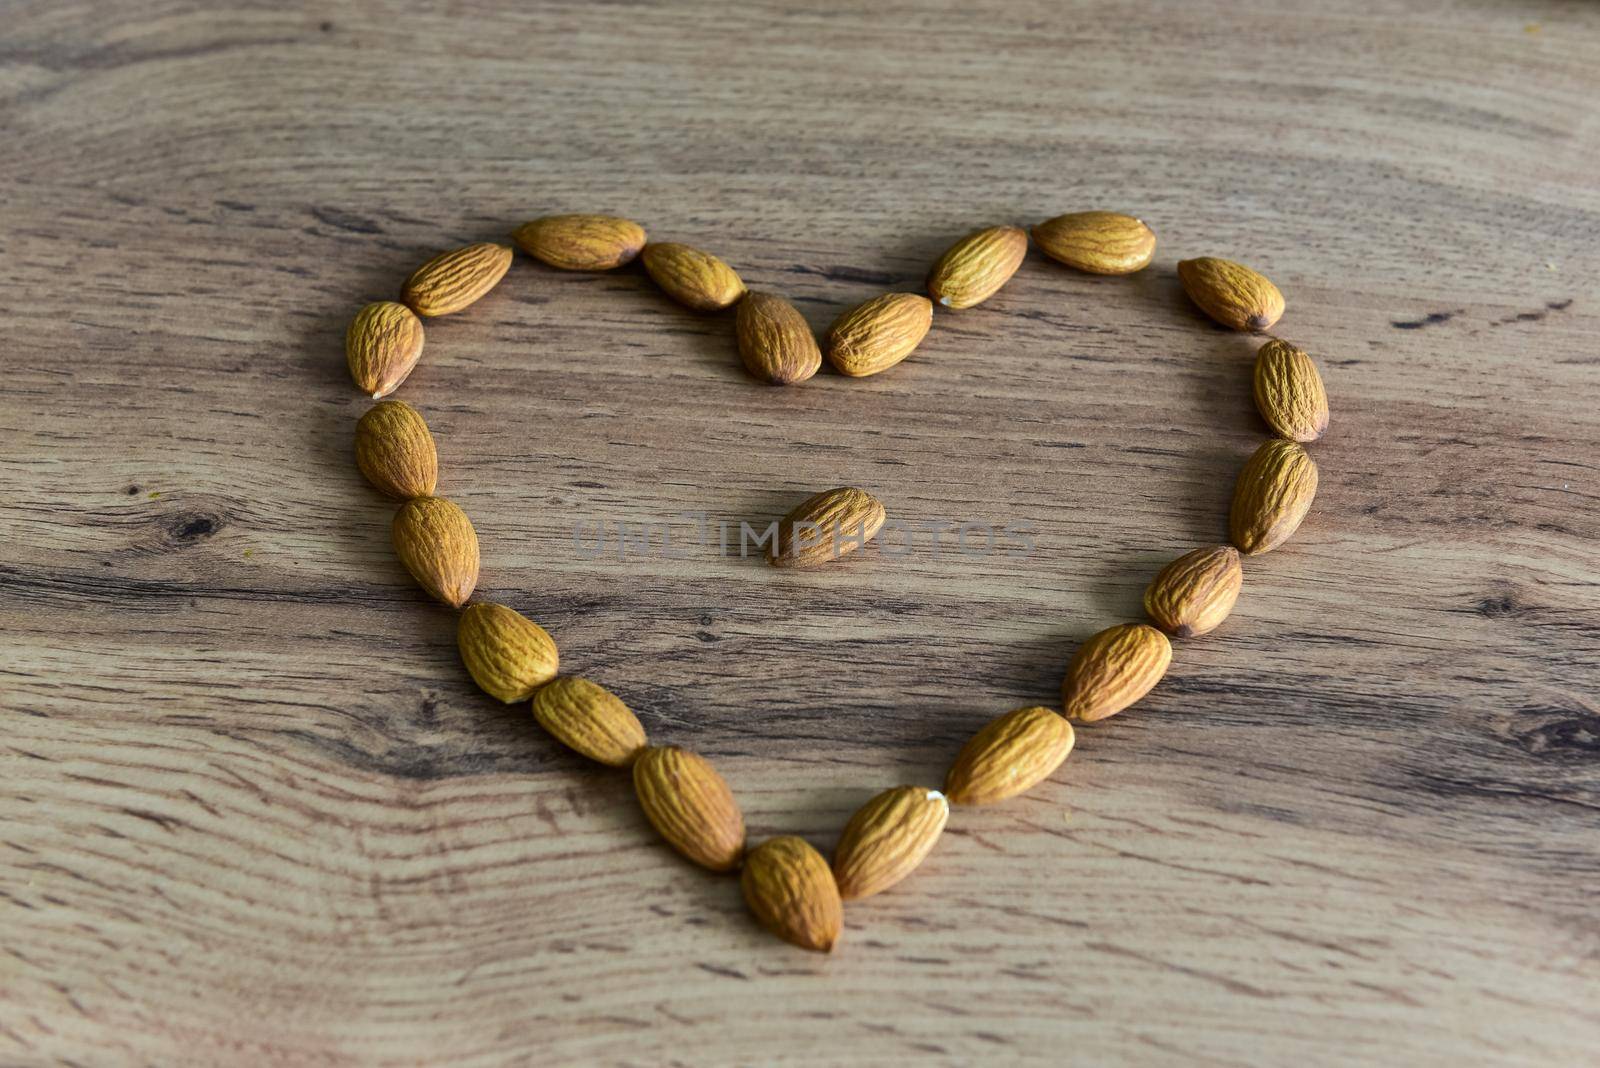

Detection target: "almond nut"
[1230, 438, 1318, 555]
[402, 243, 514, 317]
[742, 836, 843, 952]
[832, 785, 949, 900]
[355, 399, 438, 499]
[1031, 211, 1156, 275]
[457, 602, 558, 703]
[531, 676, 648, 767]
[392, 496, 480, 608]
[640, 242, 745, 312]
[512, 213, 646, 271]
[735, 292, 821, 385]
[346, 301, 425, 399]
[945, 706, 1075, 805]
[1144, 546, 1243, 638]
[1061, 623, 1172, 723]
[632, 746, 745, 872]
[767, 487, 886, 568]
[1177, 257, 1284, 332]
[825, 293, 934, 377]
[927, 225, 1028, 309]
[1253, 338, 1329, 442]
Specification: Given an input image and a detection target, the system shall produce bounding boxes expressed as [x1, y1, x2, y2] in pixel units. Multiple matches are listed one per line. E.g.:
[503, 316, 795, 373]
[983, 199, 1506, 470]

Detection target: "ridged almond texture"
[735, 292, 821, 385]
[511, 213, 646, 271]
[1144, 546, 1243, 638]
[1230, 439, 1318, 555]
[346, 301, 425, 399]
[354, 400, 438, 499]
[825, 293, 934, 377]
[457, 602, 559, 703]
[1254, 339, 1329, 442]
[640, 242, 746, 312]
[1031, 211, 1156, 275]
[531, 676, 648, 768]
[832, 786, 949, 900]
[741, 837, 843, 953]
[1061, 623, 1173, 723]
[945, 706, 1075, 806]
[767, 487, 886, 568]
[1177, 257, 1285, 332]
[632, 746, 745, 872]
[402, 243, 514, 317]
[926, 225, 1028, 309]
[391, 496, 480, 608]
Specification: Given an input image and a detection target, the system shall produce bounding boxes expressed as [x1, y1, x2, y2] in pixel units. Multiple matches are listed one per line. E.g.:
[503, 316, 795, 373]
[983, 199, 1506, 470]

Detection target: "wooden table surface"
[4, 2, 1598, 1065]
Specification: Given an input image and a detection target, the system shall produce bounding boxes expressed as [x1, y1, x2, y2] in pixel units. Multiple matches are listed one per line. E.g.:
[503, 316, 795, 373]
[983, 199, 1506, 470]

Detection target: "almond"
[402, 242, 514, 317]
[391, 496, 479, 608]
[926, 225, 1028, 309]
[512, 213, 646, 271]
[1177, 257, 1284, 332]
[457, 602, 558, 703]
[741, 837, 843, 953]
[1230, 438, 1318, 555]
[832, 785, 949, 900]
[355, 399, 437, 499]
[640, 242, 745, 312]
[531, 676, 648, 767]
[735, 292, 821, 385]
[632, 746, 745, 872]
[1061, 623, 1172, 723]
[767, 486, 886, 568]
[1144, 546, 1243, 638]
[945, 706, 1075, 805]
[346, 301, 425, 399]
[1031, 211, 1156, 275]
[1253, 339, 1329, 442]
[825, 293, 934, 377]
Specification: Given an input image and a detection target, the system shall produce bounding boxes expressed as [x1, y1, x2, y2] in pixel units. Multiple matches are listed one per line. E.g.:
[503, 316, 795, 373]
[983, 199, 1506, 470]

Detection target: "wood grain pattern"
[3, 1, 1598, 1064]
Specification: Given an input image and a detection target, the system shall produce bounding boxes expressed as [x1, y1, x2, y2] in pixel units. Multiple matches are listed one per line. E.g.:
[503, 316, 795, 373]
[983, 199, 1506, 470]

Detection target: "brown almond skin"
[457, 602, 558, 704]
[1177, 257, 1284, 332]
[402, 243, 514, 317]
[832, 785, 949, 900]
[1254, 339, 1329, 442]
[1230, 439, 1318, 555]
[355, 400, 437, 499]
[640, 242, 746, 312]
[826, 293, 934, 377]
[945, 706, 1075, 805]
[632, 746, 745, 872]
[512, 213, 646, 271]
[392, 496, 479, 608]
[1144, 546, 1243, 638]
[736, 292, 822, 385]
[531, 676, 648, 768]
[1031, 211, 1156, 275]
[346, 301, 425, 399]
[927, 225, 1028, 309]
[1061, 623, 1172, 723]
[742, 837, 843, 953]
[767, 487, 886, 568]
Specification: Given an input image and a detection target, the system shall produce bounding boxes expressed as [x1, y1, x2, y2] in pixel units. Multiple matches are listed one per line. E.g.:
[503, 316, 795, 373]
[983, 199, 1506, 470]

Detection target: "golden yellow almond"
[346, 301, 425, 399]
[1177, 257, 1284, 332]
[927, 225, 1028, 309]
[632, 746, 745, 872]
[1144, 546, 1242, 638]
[1230, 438, 1318, 555]
[767, 487, 886, 568]
[1061, 623, 1172, 723]
[640, 242, 745, 312]
[355, 399, 437, 500]
[457, 602, 558, 704]
[512, 213, 647, 271]
[742, 836, 843, 953]
[391, 496, 479, 608]
[1253, 338, 1329, 442]
[402, 242, 514, 317]
[825, 293, 934, 377]
[832, 785, 949, 900]
[531, 676, 648, 768]
[1031, 211, 1156, 275]
[735, 292, 821, 385]
[945, 706, 1075, 805]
